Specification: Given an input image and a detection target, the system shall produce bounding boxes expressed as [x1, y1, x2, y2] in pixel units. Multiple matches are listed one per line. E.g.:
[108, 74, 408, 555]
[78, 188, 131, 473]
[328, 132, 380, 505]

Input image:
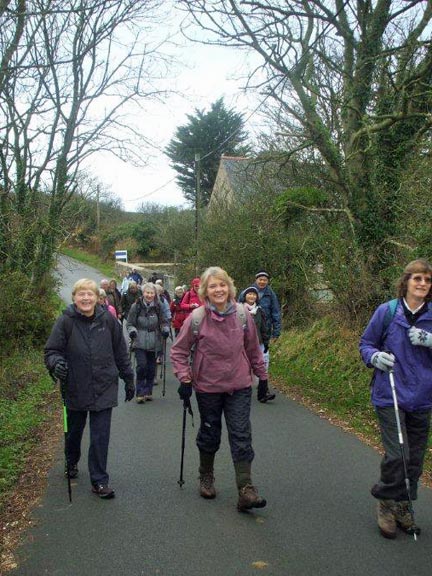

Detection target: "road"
[10, 256, 432, 575]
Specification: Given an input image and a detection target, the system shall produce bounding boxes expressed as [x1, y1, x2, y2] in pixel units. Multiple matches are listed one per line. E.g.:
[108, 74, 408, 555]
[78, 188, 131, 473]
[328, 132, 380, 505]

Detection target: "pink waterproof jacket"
[170, 303, 268, 393]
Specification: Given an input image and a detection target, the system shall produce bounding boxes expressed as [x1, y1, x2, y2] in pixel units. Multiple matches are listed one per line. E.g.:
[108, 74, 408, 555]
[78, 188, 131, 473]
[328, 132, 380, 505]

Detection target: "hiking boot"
[237, 484, 267, 512]
[257, 380, 275, 403]
[64, 463, 78, 479]
[377, 500, 396, 539]
[395, 501, 421, 535]
[199, 472, 216, 499]
[92, 484, 115, 499]
[258, 392, 276, 403]
[136, 396, 145, 404]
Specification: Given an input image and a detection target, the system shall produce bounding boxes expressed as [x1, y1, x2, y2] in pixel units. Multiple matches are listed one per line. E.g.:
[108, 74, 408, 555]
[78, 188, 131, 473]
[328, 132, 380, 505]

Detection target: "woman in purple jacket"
[359, 259, 432, 539]
[171, 266, 268, 512]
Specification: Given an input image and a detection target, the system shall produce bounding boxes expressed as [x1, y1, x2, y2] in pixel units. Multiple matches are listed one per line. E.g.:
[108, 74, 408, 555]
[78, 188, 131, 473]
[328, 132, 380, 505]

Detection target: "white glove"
[371, 351, 395, 372]
[408, 326, 432, 348]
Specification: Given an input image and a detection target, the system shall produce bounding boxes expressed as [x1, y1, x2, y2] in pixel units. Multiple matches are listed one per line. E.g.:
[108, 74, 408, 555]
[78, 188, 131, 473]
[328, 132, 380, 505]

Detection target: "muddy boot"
[377, 500, 396, 539]
[395, 501, 421, 535]
[199, 451, 216, 499]
[235, 461, 266, 512]
[237, 484, 267, 512]
[257, 380, 275, 403]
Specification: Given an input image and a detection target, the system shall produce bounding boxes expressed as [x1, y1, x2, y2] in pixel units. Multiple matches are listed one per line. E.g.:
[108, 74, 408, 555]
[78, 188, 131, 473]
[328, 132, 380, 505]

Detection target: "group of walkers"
[44, 265, 281, 507]
[44, 258, 432, 539]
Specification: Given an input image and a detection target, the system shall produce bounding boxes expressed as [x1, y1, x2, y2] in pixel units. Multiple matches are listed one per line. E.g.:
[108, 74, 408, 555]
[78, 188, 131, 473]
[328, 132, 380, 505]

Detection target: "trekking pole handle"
[388, 370, 404, 445]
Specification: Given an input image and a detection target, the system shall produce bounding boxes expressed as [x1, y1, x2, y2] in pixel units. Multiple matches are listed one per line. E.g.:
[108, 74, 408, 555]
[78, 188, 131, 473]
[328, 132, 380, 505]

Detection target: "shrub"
[0, 271, 59, 357]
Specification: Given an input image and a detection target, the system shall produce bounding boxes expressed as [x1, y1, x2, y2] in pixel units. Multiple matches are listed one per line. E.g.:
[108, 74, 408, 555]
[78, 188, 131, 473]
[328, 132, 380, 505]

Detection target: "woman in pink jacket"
[170, 266, 268, 512]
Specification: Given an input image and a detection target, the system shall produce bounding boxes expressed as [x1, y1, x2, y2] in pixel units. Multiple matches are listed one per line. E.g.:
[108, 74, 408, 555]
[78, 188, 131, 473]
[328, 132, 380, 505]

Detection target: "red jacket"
[170, 303, 267, 393]
[180, 288, 202, 312]
[170, 298, 188, 331]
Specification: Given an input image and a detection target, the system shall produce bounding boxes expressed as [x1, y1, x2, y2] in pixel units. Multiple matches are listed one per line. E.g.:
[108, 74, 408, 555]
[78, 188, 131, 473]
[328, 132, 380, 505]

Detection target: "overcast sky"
[85, 7, 265, 213]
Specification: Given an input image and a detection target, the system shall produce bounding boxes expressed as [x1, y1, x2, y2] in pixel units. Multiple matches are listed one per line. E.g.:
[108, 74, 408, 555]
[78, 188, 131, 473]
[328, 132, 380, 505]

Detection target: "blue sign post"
[115, 250, 128, 263]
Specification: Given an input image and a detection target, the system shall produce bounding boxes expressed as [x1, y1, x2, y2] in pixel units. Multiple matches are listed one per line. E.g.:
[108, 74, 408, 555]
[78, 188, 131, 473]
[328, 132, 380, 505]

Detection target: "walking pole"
[178, 404, 187, 487]
[129, 339, 136, 386]
[59, 379, 72, 503]
[177, 399, 194, 487]
[388, 369, 418, 540]
[162, 338, 167, 397]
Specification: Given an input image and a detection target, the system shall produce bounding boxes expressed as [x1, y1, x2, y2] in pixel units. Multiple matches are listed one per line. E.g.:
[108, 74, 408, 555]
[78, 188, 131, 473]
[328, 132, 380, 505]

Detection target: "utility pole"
[194, 153, 201, 275]
[96, 184, 100, 232]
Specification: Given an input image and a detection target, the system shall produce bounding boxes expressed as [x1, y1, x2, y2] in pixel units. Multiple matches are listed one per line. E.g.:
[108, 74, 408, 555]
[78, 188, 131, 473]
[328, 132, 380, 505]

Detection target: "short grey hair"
[141, 282, 156, 294]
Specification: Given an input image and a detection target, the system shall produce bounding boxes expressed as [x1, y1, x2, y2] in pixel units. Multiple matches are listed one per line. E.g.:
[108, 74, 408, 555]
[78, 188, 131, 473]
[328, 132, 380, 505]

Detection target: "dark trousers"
[195, 387, 254, 463]
[372, 406, 431, 501]
[135, 349, 156, 396]
[66, 408, 112, 486]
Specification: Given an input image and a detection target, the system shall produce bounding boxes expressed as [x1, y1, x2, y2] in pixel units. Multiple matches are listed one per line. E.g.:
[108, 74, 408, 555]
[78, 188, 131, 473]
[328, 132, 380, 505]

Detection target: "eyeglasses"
[411, 275, 432, 284]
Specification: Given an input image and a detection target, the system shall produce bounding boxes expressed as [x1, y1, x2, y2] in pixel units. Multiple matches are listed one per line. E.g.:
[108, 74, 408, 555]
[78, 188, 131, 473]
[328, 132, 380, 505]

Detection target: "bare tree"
[179, 0, 432, 281]
[0, 0, 173, 285]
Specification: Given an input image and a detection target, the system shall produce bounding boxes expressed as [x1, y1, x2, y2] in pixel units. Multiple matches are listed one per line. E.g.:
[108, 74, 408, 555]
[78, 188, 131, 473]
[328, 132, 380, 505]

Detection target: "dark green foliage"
[198, 182, 290, 306]
[275, 187, 329, 222]
[99, 221, 155, 260]
[0, 271, 59, 357]
[165, 98, 251, 206]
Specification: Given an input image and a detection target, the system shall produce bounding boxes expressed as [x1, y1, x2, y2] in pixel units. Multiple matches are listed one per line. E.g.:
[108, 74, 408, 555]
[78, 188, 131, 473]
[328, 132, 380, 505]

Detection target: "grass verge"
[0, 349, 59, 514]
[270, 315, 432, 483]
[61, 247, 117, 279]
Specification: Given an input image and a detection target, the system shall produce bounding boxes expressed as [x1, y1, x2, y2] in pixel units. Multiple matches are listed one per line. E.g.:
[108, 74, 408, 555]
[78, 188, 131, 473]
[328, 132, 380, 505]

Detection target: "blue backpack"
[381, 298, 398, 344]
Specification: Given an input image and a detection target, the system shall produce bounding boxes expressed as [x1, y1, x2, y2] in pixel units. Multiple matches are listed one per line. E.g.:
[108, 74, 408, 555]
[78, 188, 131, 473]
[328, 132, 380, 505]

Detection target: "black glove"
[161, 326, 169, 339]
[124, 381, 135, 402]
[263, 344, 269, 353]
[54, 360, 68, 381]
[178, 382, 193, 407]
[129, 330, 137, 340]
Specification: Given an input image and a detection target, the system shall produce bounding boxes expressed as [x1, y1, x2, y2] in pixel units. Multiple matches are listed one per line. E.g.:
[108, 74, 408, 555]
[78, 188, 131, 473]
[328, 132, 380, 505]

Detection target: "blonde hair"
[198, 266, 236, 301]
[72, 279, 99, 297]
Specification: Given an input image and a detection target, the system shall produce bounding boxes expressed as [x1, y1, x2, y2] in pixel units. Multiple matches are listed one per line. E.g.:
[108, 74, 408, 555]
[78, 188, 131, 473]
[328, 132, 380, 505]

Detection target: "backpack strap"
[191, 303, 247, 338]
[191, 306, 206, 337]
[236, 303, 247, 330]
[62, 314, 74, 341]
[381, 298, 398, 344]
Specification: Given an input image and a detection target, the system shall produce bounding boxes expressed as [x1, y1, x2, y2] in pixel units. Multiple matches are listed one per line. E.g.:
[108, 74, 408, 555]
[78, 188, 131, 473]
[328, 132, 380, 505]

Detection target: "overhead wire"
[124, 0, 350, 204]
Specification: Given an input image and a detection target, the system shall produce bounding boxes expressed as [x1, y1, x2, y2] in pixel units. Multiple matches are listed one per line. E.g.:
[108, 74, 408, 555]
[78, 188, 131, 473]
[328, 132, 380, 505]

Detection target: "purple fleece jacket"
[170, 303, 268, 393]
[359, 300, 432, 411]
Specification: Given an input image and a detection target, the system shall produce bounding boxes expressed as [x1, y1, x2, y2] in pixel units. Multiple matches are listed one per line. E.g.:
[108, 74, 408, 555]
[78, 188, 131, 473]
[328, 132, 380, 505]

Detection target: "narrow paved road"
[10, 257, 432, 575]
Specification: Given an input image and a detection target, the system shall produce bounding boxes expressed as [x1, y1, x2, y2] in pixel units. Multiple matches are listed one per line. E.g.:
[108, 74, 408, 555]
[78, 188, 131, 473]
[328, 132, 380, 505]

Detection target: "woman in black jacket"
[44, 278, 135, 499]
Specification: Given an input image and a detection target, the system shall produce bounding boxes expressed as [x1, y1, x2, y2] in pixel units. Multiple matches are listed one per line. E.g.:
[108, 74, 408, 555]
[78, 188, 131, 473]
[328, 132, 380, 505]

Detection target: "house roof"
[210, 154, 287, 208]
